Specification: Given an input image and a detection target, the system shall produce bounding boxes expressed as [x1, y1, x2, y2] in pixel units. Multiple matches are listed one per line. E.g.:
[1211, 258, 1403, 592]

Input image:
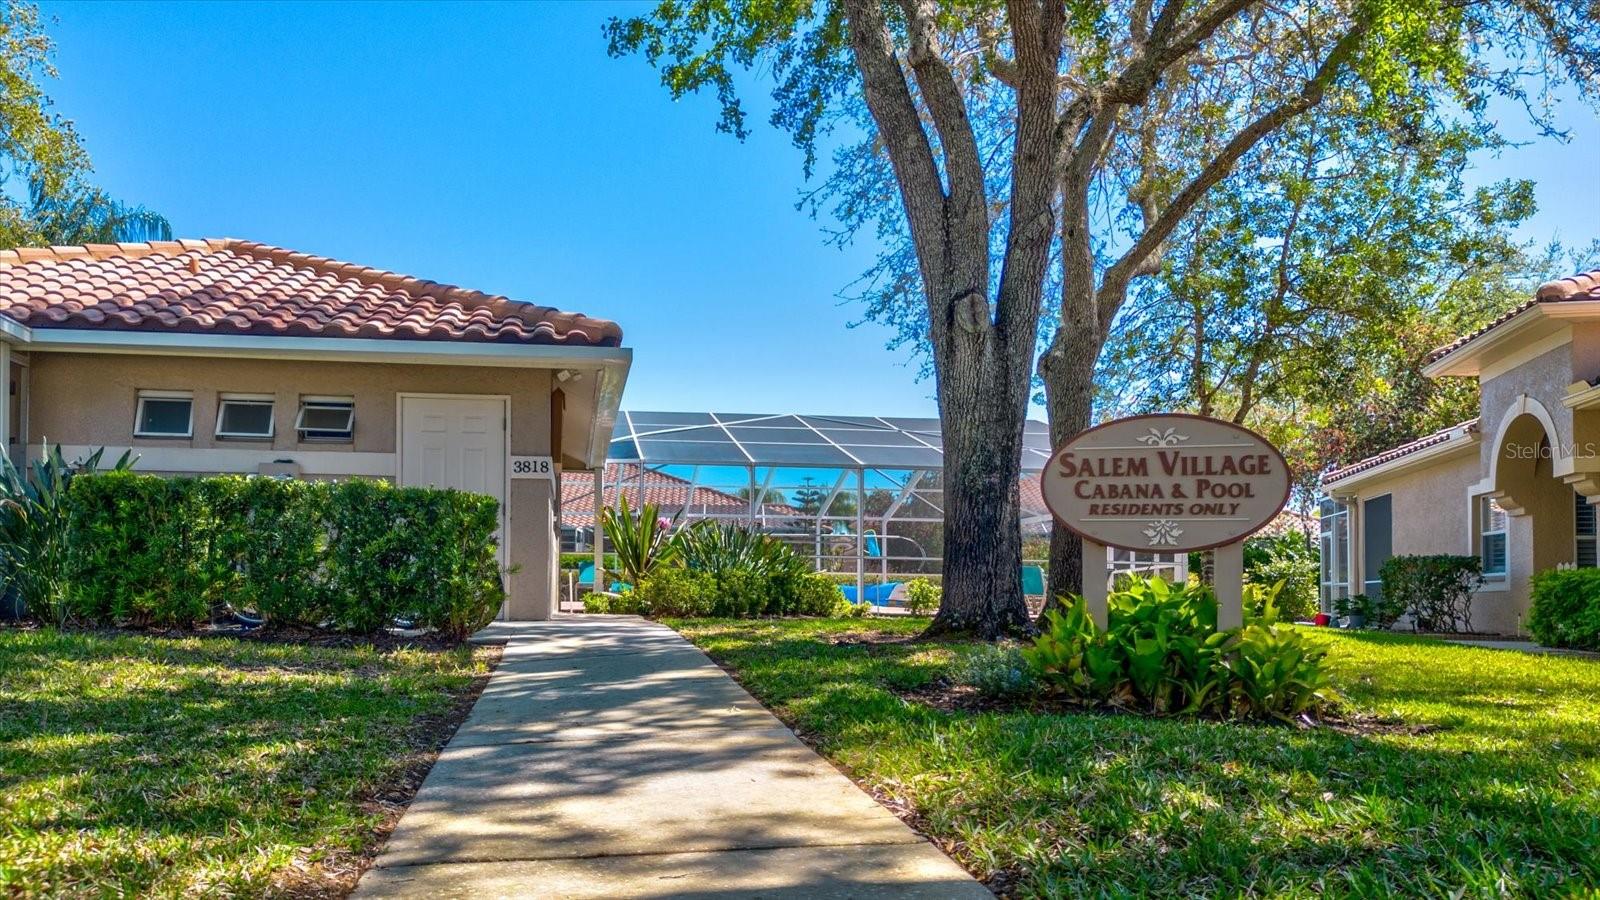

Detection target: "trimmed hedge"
[1529, 568, 1600, 650]
[1378, 555, 1483, 632]
[65, 472, 504, 637]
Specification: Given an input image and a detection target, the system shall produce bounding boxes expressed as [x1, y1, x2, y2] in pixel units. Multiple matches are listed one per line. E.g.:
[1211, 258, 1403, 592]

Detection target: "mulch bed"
[3, 619, 469, 653]
[890, 676, 1440, 737]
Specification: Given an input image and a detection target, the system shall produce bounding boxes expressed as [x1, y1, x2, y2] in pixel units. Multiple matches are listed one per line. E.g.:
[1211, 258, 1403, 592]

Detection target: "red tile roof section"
[560, 463, 800, 528]
[1425, 268, 1600, 364]
[0, 239, 621, 346]
[1321, 419, 1479, 486]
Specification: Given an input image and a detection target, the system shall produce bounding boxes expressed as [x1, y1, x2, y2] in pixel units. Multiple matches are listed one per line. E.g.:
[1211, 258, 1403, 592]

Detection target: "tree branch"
[897, 0, 987, 218]
[1096, 23, 1367, 325]
[841, 0, 954, 290]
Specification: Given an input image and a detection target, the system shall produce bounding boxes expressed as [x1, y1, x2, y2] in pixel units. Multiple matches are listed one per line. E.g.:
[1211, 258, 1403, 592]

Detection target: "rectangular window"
[1577, 491, 1597, 568]
[1362, 494, 1392, 597]
[215, 394, 275, 439]
[134, 391, 193, 438]
[1319, 497, 1350, 612]
[1480, 496, 1508, 578]
[296, 396, 354, 442]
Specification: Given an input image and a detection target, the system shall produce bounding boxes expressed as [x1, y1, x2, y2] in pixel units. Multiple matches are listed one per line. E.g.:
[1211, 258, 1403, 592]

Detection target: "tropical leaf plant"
[0, 444, 135, 625]
[598, 495, 677, 586]
[672, 520, 806, 580]
[1022, 575, 1338, 720]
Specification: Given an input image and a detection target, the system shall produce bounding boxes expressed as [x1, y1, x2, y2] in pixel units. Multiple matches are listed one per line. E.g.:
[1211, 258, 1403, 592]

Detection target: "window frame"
[1576, 490, 1597, 568]
[1478, 495, 1509, 580]
[133, 390, 195, 439]
[214, 393, 276, 440]
[295, 396, 355, 443]
[1318, 498, 1350, 612]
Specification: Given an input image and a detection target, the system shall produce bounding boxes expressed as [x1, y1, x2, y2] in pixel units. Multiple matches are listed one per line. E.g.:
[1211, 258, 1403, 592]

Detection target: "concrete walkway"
[354, 615, 989, 899]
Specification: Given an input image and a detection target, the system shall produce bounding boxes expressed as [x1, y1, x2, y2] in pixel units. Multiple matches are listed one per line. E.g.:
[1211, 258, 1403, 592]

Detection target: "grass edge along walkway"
[0, 627, 495, 898]
[670, 617, 1600, 898]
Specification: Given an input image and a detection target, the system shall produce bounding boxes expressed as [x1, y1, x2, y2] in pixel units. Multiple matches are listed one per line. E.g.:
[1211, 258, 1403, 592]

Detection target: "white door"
[399, 396, 509, 613]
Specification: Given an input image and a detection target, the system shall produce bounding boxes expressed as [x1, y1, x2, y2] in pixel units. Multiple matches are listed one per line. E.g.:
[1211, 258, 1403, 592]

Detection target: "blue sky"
[35, 1, 1600, 420]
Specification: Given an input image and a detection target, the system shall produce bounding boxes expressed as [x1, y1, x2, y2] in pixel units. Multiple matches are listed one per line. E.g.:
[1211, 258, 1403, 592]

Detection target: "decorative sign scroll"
[1040, 413, 1289, 553]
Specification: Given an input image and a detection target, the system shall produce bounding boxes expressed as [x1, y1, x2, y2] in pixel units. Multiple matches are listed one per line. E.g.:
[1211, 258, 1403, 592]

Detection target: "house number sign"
[1040, 413, 1289, 553]
[509, 455, 554, 480]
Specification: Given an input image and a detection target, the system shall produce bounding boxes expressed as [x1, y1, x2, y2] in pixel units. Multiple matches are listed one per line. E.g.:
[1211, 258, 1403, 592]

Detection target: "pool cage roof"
[608, 411, 1055, 472]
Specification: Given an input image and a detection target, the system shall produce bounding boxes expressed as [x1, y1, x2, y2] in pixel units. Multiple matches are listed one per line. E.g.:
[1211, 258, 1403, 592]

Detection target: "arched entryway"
[1488, 411, 1577, 578]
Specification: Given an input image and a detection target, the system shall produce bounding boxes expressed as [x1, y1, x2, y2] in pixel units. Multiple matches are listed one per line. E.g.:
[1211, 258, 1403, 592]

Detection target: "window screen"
[1480, 496, 1508, 577]
[1362, 494, 1392, 597]
[216, 397, 274, 438]
[296, 399, 354, 441]
[135, 394, 192, 437]
[1577, 491, 1596, 568]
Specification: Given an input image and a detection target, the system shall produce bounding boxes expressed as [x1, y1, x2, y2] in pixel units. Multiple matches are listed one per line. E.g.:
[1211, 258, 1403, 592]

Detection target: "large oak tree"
[609, 0, 1596, 637]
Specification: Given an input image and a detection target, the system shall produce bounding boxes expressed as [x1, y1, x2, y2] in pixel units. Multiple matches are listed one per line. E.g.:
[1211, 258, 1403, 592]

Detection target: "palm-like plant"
[672, 520, 806, 579]
[1, 444, 135, 625]
[597, 496, 677, 586]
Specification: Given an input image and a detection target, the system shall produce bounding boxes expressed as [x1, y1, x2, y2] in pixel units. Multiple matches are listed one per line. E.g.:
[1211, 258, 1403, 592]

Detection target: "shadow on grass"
[676, 622, 1600, 896]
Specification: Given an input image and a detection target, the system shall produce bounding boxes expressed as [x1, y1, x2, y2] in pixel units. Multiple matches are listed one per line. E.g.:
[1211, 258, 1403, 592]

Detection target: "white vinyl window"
[296, 396, 354, 442]
[215, 394, 275, 439]
[1479, 496, 1508, 579]
[1577, 491, 1597, 568]
[134, 390, 194, 438]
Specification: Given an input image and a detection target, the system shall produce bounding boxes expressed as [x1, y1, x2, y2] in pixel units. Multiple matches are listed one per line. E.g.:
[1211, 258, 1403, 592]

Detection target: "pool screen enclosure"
[570, 411, 1074, 604]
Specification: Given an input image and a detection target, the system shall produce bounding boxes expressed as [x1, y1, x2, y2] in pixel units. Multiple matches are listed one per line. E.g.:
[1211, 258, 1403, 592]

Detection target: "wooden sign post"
[1042, 414, 1289, 631]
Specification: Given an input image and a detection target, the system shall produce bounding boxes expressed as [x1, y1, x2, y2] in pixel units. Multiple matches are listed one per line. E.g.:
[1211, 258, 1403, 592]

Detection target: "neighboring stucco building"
[1320, 268, 1600, 634]
[0, 239, 630, 620]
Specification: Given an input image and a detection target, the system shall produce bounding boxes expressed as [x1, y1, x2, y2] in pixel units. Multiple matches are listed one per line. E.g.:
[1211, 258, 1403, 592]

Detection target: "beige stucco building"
[0, 239, 630, 620]
[1320, 268, 1600, 634]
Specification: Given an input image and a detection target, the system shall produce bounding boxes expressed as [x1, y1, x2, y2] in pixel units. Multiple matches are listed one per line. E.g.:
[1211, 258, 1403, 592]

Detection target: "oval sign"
[1040, 413, 1290, 553]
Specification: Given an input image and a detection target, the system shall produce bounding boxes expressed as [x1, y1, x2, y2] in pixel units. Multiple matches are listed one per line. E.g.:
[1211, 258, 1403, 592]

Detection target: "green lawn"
[0, 628, 490, 897]
[671, 618, 1600, 897]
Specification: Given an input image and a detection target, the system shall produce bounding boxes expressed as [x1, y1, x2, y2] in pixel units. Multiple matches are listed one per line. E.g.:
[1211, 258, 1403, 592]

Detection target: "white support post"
[1215, 540, 1245, 630]
[684, 465, 700, 518]
[592, 464, 605, 599]
[754, 467, 776, 527]
[1082, 538, 1108, 629]
[855, 468, 866, 605]
[0, 342, 9, 462]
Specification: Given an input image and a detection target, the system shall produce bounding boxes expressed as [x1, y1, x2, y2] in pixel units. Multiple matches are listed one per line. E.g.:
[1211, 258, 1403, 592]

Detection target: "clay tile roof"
[559, 463, 800, 528]
[1321, 418, 1479, 486]
[1425, 268, 1600, 364]
[0, 238, 622, 347]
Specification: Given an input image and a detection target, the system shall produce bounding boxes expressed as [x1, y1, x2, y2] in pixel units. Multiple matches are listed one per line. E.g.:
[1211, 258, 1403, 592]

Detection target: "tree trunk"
[1037, 323, 1100, 616]
[924, 305, 1034, 640]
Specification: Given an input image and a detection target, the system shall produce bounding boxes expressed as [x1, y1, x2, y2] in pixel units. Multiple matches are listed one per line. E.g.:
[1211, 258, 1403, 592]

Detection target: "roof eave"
[1320, 430, 1479, 496]
[1424, 300, 1600, 378]
[21, 326, 632, 369]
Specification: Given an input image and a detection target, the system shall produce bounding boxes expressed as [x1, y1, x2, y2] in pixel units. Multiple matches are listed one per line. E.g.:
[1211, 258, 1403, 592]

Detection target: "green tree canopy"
[0, 3, 169, 248]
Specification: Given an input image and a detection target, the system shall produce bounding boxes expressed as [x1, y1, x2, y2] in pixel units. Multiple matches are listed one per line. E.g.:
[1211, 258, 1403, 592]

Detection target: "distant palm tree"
[27, 177, 172, 245]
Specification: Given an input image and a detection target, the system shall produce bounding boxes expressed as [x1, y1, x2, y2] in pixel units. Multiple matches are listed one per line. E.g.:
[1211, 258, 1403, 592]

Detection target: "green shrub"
[783, 572, 845, 617]
[209, 476, 331, 626]
[1243, 533, 1319, 622]
[1334, 592, 1405, 629]
[1528, 568, 1600, 649]
[845, 600, 871, 618]
[951, 644, 1038, 699]
[64, 473, 503, 638]
[904, 578, 941, 615]
[0, 446, 134, 626]
[583, 593, 612, 614]
[632, 567, 718, 617]
[599, 496, 677, 585]
[1021, 576, 1338, 720]
[1379, 555, 1483, 632]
